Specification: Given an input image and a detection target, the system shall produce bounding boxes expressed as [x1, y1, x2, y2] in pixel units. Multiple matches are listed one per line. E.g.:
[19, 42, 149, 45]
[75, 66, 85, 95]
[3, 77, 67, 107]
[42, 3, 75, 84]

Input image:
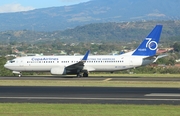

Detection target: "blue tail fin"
[132, 25, 163, 56]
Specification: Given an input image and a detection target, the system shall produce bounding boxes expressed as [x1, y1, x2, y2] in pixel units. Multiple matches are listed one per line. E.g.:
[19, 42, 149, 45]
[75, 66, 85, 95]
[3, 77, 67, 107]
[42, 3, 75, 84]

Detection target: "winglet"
[82, 50, 90, 61]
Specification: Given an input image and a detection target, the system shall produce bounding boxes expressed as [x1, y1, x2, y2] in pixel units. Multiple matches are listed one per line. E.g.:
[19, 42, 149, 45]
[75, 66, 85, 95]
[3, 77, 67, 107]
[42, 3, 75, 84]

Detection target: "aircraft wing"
[65, 50, 90, 71]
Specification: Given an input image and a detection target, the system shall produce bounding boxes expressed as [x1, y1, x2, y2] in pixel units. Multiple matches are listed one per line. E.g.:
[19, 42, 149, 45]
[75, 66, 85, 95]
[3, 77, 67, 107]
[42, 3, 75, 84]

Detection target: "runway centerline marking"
[103, 78, 112, 81]
[145, 93, 180, 97]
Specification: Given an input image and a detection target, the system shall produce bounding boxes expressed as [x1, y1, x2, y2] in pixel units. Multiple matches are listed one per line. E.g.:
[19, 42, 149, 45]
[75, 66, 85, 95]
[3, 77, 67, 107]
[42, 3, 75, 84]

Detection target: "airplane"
[4, 25, 164, 77]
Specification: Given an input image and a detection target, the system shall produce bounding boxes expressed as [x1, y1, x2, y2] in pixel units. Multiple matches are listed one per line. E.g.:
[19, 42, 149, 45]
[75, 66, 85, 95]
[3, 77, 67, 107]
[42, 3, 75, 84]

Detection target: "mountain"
[1, 20, 180, 43]
[0, 0, 180, 31]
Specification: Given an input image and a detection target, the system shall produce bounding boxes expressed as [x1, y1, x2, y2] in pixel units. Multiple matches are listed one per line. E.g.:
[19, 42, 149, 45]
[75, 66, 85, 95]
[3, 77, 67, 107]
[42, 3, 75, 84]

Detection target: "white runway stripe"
[145, 93, 180, 97]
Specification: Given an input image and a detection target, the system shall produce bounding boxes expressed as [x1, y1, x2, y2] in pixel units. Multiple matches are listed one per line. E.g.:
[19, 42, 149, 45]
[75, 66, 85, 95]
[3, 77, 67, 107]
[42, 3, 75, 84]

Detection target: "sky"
[0, 0, 90, 13]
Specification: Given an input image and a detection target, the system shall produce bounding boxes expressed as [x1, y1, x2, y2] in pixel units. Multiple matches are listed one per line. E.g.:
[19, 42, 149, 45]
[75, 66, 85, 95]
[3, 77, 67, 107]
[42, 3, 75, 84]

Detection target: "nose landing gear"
[12, 71, 22, 77]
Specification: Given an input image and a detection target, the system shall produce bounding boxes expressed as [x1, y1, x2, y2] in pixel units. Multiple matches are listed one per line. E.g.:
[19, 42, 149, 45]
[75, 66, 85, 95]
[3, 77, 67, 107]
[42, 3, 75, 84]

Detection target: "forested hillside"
[0, 20, 180, 43]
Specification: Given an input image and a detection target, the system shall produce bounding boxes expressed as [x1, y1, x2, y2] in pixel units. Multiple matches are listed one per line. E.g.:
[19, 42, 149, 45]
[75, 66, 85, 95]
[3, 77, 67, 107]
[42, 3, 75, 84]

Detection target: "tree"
[173, 42, 180, 52]
[0, 57, 14, 76]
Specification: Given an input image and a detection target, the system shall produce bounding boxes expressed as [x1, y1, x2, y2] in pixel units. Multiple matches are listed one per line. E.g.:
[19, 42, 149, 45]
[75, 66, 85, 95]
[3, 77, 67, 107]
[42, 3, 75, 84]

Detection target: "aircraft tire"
[83, 73, 88, 77]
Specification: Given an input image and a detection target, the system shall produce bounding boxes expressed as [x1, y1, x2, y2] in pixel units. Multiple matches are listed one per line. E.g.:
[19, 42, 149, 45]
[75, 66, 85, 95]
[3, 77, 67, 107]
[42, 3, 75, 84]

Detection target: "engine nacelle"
[50, 67, 66, 75]
[12, 71, 21, 74]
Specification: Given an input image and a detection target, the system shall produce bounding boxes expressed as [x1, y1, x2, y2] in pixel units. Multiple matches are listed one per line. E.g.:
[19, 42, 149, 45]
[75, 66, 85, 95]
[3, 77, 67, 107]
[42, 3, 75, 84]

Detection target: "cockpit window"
[10, 60, 15, 63]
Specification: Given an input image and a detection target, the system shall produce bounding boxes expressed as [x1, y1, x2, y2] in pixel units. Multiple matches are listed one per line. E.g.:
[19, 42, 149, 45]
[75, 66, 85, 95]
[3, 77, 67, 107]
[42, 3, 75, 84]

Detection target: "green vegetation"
[0, 103, 180, 116]
[0, 57, 13, 76]
[173, 42, 180, 53]
[1, 77, 180, 87]
[90, 73, 180, 77]
[0, 20, 180, 44]
[1, 21, 180, 56]
[128, 66, 180, 74]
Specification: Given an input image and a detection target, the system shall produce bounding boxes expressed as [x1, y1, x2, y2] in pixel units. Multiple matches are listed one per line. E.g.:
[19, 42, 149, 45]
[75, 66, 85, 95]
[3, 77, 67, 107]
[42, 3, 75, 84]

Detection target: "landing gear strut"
[77, 73, 82, 77]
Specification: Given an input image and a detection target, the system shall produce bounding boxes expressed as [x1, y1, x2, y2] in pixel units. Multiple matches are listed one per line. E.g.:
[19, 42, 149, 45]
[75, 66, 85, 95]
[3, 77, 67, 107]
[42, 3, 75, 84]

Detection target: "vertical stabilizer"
[132, 25, 163, 56]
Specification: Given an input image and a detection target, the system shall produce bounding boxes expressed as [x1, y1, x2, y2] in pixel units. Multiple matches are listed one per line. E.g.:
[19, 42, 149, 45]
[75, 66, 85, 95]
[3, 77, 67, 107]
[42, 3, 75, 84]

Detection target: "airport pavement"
[1, 76, 180, 81]
[0, 86, 180, 104]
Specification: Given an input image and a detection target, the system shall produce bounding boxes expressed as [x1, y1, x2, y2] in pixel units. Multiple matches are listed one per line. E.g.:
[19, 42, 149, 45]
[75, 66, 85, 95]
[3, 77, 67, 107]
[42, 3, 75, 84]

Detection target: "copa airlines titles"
[31, 58, 59, 61]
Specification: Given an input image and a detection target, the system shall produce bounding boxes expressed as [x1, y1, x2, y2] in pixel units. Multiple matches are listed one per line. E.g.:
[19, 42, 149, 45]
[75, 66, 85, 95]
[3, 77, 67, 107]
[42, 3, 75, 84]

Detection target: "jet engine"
[50, 67, 66, 75]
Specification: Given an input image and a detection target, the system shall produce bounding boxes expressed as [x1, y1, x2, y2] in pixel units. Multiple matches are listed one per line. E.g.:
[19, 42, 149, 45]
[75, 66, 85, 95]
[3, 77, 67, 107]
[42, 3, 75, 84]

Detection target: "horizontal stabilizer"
[143, 54, 168, 62]
[143, 55, 157, 60]
[153, 54, 168, 62]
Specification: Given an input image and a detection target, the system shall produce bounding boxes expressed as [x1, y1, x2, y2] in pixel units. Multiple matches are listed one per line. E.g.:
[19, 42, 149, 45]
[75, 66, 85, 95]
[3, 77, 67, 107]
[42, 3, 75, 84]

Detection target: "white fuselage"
[4, 54, 154, 74]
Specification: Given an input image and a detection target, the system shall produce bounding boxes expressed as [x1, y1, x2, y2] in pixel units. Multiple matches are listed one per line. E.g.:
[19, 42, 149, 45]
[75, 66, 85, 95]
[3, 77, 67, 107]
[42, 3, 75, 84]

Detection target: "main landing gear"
[77, 72, 88, 77]
[83, 72, 88, 77]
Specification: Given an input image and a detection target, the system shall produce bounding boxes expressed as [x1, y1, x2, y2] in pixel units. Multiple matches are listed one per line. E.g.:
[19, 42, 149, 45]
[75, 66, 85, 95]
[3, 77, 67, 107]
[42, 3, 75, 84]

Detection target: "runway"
[1, 76, 180, 81]
[0, 86, 180, 105]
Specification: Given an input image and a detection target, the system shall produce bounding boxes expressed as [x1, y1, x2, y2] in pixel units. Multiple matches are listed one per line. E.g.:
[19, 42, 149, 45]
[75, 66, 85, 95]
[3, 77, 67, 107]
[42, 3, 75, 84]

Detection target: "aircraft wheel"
[18, 73, 22, 77]
[83, 73, 88, 77]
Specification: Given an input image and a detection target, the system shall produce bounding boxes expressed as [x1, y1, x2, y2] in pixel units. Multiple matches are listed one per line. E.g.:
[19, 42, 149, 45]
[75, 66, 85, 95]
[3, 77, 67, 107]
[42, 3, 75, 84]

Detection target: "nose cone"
[4, 64, 9, 69]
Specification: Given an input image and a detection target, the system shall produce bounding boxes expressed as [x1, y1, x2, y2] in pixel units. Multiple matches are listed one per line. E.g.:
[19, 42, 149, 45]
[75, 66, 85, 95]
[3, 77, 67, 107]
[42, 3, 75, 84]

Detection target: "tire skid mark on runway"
[103, 78, 112, 81]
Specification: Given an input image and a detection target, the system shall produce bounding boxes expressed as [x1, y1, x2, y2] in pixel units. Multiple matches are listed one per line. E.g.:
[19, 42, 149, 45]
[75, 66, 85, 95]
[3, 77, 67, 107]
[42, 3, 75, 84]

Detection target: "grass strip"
[0, 80, 180, 87]
[0, 103, 180, 116]
[26, 73, 180, 77]
[89, 73, 180, 77]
